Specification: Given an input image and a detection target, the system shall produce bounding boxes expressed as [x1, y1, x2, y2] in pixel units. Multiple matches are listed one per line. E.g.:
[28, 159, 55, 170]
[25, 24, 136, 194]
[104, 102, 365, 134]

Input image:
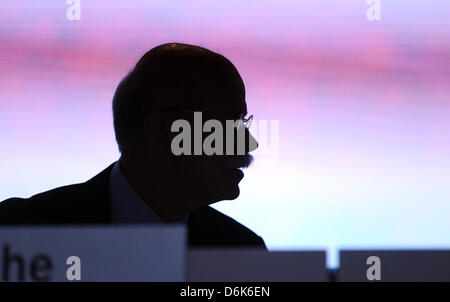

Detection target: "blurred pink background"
[1, 0, 449, 267]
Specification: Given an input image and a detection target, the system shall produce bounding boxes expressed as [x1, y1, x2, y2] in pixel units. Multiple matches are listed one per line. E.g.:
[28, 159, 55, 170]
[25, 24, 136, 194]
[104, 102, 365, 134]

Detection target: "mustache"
[223, 154, 254, 169]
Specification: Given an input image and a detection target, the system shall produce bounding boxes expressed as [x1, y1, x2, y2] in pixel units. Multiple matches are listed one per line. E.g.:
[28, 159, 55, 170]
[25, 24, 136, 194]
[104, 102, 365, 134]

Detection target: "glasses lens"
[237, 114, 253, 130]
[245, 115, 254, 129]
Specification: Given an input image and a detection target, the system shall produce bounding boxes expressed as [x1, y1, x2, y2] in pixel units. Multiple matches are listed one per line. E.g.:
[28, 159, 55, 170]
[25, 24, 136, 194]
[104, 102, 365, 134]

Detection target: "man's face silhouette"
[139, 66, 258, 213]
[118, 45, 258, 220]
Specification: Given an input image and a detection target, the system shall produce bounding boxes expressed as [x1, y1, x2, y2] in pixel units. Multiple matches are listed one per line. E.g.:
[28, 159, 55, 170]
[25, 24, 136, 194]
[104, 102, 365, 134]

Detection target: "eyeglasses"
[237, 113, 254, 130]
[171, 109, 254, 131]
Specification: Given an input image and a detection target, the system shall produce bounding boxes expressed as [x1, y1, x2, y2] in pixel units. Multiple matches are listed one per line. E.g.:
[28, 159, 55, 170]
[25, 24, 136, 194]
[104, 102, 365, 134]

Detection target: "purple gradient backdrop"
[1, 0, 449, 267]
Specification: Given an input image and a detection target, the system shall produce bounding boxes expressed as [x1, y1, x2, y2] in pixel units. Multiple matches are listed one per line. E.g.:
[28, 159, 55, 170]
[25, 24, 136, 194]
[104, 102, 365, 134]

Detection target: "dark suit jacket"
[0, 163, 266, 248]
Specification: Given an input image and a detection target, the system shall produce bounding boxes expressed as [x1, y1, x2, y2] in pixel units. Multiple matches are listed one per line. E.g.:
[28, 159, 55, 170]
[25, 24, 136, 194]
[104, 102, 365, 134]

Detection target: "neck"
[118, 154, 189, 223]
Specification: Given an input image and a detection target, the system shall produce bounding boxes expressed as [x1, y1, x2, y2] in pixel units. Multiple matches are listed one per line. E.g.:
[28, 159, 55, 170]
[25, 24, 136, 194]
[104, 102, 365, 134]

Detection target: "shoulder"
[188, 206, 266, 249]
[0, 183, 87, 224]
[0, 164, 114, 225]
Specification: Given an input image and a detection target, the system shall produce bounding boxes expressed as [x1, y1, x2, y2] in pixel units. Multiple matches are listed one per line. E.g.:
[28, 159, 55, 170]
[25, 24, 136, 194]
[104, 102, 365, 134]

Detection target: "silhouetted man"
[0, 43, 266, 248]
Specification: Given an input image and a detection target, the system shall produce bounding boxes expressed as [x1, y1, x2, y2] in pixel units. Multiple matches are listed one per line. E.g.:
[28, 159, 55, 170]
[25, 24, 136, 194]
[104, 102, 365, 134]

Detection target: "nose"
[246, 128, 258, 153]
[222, 124, 258, 155]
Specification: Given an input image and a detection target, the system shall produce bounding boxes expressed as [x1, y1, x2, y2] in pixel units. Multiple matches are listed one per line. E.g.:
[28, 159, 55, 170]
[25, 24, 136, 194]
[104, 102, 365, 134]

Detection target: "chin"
[203, 184, 240, 205]
[219, 169, 244, 198]
[202, 172, 244, 203]
[225, 185, 240, 200]
[217, 183, 241, 201]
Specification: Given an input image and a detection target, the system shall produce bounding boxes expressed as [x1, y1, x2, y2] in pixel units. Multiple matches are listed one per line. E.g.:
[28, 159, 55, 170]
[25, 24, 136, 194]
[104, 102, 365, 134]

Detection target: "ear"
[143, 112, 172, 150]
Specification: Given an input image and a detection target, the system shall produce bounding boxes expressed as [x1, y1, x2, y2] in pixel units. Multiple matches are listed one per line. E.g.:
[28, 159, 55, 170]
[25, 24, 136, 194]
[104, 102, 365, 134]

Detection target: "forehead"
[154, 70, 247, 115]
[148, 51, 247, 115]
[194, 67, 247, 116]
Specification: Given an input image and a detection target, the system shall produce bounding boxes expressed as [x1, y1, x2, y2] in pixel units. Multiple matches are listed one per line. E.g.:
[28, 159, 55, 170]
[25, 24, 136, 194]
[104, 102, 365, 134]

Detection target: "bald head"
[112, 43, 246, 152]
